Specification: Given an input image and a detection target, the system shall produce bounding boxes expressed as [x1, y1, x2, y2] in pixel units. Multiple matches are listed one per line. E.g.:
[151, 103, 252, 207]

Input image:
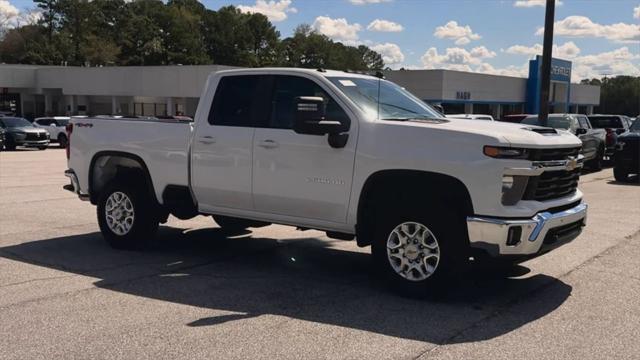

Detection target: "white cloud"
[504, 41, 581, 58]
[349, 0, 391, 4]
[237, 0, 297, 22]
[634, 5, 640, 19]
[367, 19, 403, 32]
[312, 16, 361, 42]
[536, 15, 640, 43]
[371, 42, 405, 65]
[476, 62, 530, 77]
[514, 0, 562, 8]
[572, 47, 640, 80]
[434, 21, 481, 44]
[420, 46, 496, 69]
[0, 0, 40, 30]
[469, 46, 496, 59]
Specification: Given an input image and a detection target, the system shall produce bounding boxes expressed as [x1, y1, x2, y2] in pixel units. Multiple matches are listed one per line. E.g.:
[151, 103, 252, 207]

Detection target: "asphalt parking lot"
[1, 147, 639, 360]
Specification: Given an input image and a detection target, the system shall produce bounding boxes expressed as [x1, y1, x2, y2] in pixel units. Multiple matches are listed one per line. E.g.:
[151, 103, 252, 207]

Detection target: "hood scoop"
[523, 127, 558, 135]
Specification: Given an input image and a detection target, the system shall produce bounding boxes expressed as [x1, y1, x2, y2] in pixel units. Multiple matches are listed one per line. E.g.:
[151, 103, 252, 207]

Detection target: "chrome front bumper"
[467, 202, 587, 257]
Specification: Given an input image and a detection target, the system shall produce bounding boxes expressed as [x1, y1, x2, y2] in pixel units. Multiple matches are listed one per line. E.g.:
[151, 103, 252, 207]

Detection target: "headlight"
[501, 175, 529, 206]
[14, 132, 27, 139]
[484, 146, 529, 159]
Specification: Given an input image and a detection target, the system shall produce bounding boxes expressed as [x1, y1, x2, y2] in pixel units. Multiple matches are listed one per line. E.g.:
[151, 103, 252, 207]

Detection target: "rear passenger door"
[191, 75, 271, 212]
[252, 75, 357, 224]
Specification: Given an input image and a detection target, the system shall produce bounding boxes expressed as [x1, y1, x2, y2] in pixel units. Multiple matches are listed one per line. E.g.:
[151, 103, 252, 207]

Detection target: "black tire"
[58, 134, 68, 148]
[97, 181, 159, 250]
[371, 195, 468, 297]
[5, 139, 16, 151]
[213, 215, 269, 233]
[588, 147, 604, 171]
[38, 146, 48, 150]
[613, 167, 629, 182]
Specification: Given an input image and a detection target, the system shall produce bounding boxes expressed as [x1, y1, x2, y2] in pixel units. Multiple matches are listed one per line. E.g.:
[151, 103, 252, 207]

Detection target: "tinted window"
[56, 119, 69, 126]
[578, 117, 590, 129]
[209, 75, 270, 127]
[588, 116, 622, 128]
[270, 75, 349, 130]
[36, 119, 52, 126]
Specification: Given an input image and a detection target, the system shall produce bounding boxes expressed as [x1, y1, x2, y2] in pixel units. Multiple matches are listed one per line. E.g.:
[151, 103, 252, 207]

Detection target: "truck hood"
[406, 118, 582, 148]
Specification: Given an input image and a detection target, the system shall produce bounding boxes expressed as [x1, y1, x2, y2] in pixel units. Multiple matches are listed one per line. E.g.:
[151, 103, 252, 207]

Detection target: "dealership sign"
[525, 56, 573, 113]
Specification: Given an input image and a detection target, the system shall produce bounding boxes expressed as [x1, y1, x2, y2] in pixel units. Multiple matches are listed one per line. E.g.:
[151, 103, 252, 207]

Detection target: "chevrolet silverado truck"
[64, 68, 588, 292]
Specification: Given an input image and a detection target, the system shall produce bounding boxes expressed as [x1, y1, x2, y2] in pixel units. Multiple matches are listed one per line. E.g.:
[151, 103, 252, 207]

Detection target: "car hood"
[619, 131, 640, 140]
[404, 118, 582, 148]
[6, 126, 47, 133]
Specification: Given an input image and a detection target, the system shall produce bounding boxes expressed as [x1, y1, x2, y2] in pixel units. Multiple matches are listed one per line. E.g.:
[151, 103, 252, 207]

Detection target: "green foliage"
[582, 76, 640, 116]
[0, 1, 386, 71]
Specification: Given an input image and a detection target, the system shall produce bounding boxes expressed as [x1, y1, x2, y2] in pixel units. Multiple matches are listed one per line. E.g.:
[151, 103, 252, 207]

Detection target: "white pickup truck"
[64, 68, 588, 292]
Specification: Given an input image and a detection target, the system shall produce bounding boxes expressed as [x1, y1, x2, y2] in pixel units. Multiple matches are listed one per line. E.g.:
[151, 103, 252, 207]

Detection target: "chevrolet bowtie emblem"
[566, 158, 578, 171]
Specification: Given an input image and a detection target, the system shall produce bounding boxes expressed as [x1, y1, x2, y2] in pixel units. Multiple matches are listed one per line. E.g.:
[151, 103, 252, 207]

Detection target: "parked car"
[0, 117, 50, 150]
[0, 127, 5, 150]
[522, 114, 606, 170]
[499, 114, 531, 123]
[613, 119, 640, 182]
[64, 68, 588, 293]
[445, 114, 494, 121]
[33, 117, 71, 148]
[587, 115, 633, 158]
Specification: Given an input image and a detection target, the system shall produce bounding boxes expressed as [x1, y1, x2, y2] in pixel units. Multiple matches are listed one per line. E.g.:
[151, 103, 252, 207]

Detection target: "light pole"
[539, 0, 556, 127]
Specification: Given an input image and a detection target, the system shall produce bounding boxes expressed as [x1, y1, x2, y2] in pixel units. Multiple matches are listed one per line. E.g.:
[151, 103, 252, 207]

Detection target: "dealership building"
[0, 57, 599, 119]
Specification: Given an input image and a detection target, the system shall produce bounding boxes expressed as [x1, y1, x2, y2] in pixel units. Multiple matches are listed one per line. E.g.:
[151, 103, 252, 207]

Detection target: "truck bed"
[68, 116, 192, 202]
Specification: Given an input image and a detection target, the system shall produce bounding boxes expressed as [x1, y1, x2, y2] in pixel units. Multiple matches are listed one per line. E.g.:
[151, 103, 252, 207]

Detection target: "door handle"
[258, 139, 279, 149]
[198, 136, 216, 144]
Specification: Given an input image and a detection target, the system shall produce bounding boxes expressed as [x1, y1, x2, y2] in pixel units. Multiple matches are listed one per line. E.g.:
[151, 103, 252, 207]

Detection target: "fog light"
[506, 226, 522, 246]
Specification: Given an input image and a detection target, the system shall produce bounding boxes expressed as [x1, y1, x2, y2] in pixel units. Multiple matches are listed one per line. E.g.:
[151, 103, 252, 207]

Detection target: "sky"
[2, 0, 639, 81]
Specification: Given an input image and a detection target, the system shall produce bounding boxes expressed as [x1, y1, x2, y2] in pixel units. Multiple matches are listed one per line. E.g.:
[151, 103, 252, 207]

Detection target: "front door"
[252, 75, 357, 223]
[191, 75, 271, 212]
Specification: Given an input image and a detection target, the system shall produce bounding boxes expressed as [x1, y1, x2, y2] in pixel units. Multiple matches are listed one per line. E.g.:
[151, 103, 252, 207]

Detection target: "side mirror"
[575, 128, 587, 135]
[293, 96, 344, 136]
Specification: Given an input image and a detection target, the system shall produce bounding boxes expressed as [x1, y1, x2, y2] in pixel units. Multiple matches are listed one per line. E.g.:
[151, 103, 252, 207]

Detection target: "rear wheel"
[614, 167, 629, 182]
[97, 181, 159, 250]
[212, 215, 269, 233]
[371, 196, 467, 296]
[38, 146, 47, 150]
[58, 134, 68, 148]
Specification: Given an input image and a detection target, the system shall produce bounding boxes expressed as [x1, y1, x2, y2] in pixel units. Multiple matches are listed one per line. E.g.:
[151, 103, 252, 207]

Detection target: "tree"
[57, 0, 93, 65]
[33, 0, 61, 41]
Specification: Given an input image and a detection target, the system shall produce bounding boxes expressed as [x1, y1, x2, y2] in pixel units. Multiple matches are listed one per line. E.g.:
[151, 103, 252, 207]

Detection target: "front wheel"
[97, 182, 159, 250]
[588, 148, 604, 171]
[371, 203, 467, 296]
[38, 146, 48, 150]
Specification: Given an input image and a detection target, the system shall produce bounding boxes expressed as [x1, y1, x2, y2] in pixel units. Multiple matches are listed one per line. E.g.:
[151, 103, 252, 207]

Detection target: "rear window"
[209, 75, 271, 127]
[588, 116, 623, 129]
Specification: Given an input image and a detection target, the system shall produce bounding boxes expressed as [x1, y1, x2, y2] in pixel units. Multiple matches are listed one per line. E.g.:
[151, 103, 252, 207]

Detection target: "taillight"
[604, 128, 616, 145]
[65, 123, 73, 159]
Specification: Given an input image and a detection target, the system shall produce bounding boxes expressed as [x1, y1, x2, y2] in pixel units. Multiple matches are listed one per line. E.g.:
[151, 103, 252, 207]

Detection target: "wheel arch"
[88, 151, 159, 206]
[355, 169, 474, 247]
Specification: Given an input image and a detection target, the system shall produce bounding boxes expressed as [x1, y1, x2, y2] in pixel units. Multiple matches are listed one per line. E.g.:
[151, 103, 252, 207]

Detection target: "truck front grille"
[523, 168, 581, 201]
[529, 147, 581, 161]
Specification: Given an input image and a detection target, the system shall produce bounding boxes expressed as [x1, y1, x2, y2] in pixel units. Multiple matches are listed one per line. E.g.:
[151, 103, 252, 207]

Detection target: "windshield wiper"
[381, 116, 444, 122]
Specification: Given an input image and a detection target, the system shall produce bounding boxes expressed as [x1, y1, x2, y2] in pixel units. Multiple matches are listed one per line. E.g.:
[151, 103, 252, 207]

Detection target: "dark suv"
[0, 117, 50, 150]
[613, 119, 640, 182]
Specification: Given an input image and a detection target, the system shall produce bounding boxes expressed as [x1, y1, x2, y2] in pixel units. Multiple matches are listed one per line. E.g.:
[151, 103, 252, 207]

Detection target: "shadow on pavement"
[0, 226, 572, 344]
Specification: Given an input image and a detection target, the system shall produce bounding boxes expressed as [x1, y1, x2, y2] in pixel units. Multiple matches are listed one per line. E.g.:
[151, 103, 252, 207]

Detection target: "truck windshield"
[522, 116, 571, 130]
[327, 77, 442, 121]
